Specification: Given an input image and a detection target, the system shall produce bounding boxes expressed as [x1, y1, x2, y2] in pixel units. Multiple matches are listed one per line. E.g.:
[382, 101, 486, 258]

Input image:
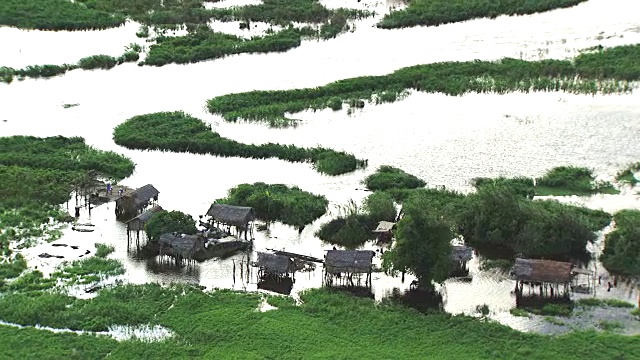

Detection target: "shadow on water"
[329, 285, 375, 300]
[515, 293, 573, 310]
[145, 257, 202, 278]
[383, 287, 444, 314]
[257, 274, 294, 295]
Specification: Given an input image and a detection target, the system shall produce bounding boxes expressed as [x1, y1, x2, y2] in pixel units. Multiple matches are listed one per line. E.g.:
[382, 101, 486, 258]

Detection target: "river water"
[1, 0, 640, 335]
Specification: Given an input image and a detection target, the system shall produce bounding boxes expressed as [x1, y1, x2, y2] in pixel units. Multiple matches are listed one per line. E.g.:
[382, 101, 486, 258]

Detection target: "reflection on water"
[383, 287, 444, 313]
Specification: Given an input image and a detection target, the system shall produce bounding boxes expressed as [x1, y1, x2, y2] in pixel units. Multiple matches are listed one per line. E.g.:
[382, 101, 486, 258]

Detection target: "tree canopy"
[144, 211, 197, 242]
[382, 192, 453, 289]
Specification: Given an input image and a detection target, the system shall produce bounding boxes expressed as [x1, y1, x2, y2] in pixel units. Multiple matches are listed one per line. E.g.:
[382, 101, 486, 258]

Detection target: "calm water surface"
[2, 0, 640, 334]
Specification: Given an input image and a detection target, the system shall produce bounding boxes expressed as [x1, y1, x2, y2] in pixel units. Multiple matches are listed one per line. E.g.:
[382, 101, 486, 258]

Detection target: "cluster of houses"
[110, 184, 595, 299]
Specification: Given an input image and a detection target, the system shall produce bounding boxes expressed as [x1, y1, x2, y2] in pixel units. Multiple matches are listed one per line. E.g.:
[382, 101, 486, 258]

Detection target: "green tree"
[382, 192, 452, 289]
[144, 211, 197, 242]
[363, 192, 396, 222]
[600, 210, 640, 276]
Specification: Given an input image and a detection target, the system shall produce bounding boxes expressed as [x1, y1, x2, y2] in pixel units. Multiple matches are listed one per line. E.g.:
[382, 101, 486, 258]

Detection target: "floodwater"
[2, 0, 640, 335]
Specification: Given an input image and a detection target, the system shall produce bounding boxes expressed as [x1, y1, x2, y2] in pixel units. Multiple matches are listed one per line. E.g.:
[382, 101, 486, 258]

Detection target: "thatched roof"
[373, 221, 396, 233]
[120, 184, 159, 207]
[126, 205, 164, 231]
[158, 233, 202, 258]
[325, 250, 374, 273]
[257, 252, 293, 275]
[452, 245, 473, 262]
[206, 204, 256, 227]
[513, 258, 574, 284]
[127, 205, 164, 224]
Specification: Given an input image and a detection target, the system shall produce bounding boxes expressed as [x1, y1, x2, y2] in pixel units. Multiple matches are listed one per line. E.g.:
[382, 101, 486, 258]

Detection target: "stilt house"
[115, 184, 159, 220]
[205, 204, 256, 239]
[512, 258, 574, 297]
[323, 250, 375, 287]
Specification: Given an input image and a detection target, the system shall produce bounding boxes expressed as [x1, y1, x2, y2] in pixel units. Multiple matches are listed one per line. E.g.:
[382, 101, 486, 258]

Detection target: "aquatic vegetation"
[616, 162, 640, 185]
[480, 259, 513, 272]
[0, 254, 27, 287]
[459, 185, 597, 261]
[378, 0, 588, 29]
[535, 166, 618, 196]
[77, 55, 119, 70]
[364, 165, 426, 192]
[0, 285, 640, 358]
[216, 182, 328, 228]
[509, 308, 530, 317]
[206, 44, 640, 126]
[94, 244, 116, 258]
[0, 136, 134, 253]
[52, 256, 125, 285]
[383, 191, 453, 289]
[362, 191, 397, 223]
[0, 136, 135, 182]
[0, 0, 126, 30]
[144, 211, 197, 242]
[600, 209, 640, 277]
[207, 0, 367, 25]
[143, 26, 313, 66]
[632, 308, 640, 317]
[598, 320, 624, 332]
[545, 316, 567, 326]
[0, 46, 142, 84]
[473, 176, 535, 199]
[576, 298, 635, 308]
[524, 303, 574, 317]
[113, 111, 365, 175]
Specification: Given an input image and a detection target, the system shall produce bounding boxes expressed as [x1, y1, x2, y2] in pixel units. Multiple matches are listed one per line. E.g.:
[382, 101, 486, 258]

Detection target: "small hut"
[256, 251, 296, 279]
[451, 245, 473, 263]
[570, 267, 594, 294]
[115, 184, 159, 220]
[372, 221, 396, 243]
[450, 245, 474, 278]
[125, 205, 164, 244]
[205, 204, 256, 240]
[324, 250, 375, 287]
[158, 233, 204, 266]
[512, 258, 574, 297]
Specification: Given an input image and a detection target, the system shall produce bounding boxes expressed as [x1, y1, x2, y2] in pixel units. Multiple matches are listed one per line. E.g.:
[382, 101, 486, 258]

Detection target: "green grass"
[216, 182, 328, 228]
[52, 256, 125, 285]
[364, 165, 426, 191]
[0, 0, 126, 30]
[378, 0, 588, 29]
[142, 26, 314, 66]
[576, 298, 636, 308]
[206, 44, 640, 127]
[631, 308, 640, 317]
[94, 243, 115, 258]
[524, 303, 574, 317]
[616, 162, 640, 185]
[0, 286, 639, 359]
[1, 46, 141, 84]
[480, 259, 513, 272]
[534, 166, 619, 196]
[112, 111, 365, 175]
[545, 316, 567, 326]
[509, 308, 530, 318]
[598, 320, 625, 332]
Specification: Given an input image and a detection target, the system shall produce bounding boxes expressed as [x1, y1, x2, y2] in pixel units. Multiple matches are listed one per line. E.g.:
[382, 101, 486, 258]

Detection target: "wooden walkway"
[267, 249, 324, 263]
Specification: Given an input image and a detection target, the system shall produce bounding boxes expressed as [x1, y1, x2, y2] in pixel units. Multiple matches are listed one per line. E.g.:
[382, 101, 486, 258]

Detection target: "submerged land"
[1, 0, 640, 358]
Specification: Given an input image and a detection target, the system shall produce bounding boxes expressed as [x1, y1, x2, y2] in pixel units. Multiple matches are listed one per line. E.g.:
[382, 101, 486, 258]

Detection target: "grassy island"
[206, 44, 640, 127]
[0, 45, 141, 84]
[216, 182, 328, 228]
[112, 111, 366, 176]
[474, 166, 619, 197]
[378, 0, 588, 29]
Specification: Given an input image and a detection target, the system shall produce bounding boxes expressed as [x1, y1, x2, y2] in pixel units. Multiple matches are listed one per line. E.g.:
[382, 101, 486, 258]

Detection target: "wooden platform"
[93, 185, 135, 203]
[266, 249, 324, 263]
